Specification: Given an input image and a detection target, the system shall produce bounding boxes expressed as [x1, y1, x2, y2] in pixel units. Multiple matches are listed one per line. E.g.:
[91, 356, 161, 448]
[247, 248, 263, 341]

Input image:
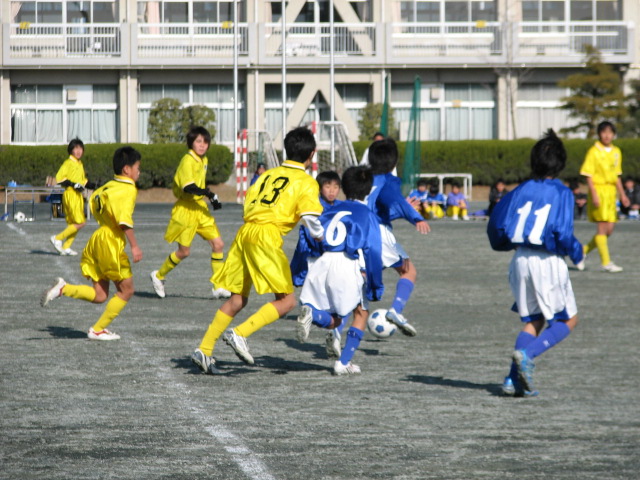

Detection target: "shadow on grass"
[403, 374, 504, 396]
[134, 291, 212, 301]
[41, 325, 87, 339]
[171, 353, 330, 376]
[30, 249, 61, 256]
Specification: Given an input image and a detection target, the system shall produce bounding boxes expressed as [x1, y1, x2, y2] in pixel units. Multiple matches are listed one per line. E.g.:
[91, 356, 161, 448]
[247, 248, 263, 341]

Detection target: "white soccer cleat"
[62, 248, 78, 256]
[462, 215, 470, 221]
[41, 277, 66, 307]
[451, 214, 459, 221]
[150, 270, 166, 298]
[575, 258, 586, 271]
[333, 360, 361, 375]
[385, 308, 418, 337]
[222, 329, 254, 365]
[88, 328, 120, 341]
[296, 305, 313, 343]
[601, 262, 623, 273]
[325, 329, 341, 358]
[191, 348, 221, 375]
[211, 287, 232, 299]
[50, 235, 64, 254]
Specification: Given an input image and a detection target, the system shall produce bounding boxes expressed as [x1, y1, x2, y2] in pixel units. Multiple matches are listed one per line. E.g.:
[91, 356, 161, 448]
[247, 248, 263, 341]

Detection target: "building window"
[400, 1, 440, 23]
[10, 84, 118, 144]
[138, 1, 245, 25]
[516, 83, 570, 139]
[137, 83, 244, 145]
[522, 1, 621, 22]
[11, 1, 118, 24]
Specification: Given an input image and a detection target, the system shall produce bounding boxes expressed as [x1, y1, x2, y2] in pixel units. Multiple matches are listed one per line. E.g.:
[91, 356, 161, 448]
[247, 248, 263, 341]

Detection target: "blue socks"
[509, 331, 536, 379]
[339, 327, 364, 365]
[524, 321, 571, 359]
[308, 304, 333, 328]
[391, 278, 414, 314]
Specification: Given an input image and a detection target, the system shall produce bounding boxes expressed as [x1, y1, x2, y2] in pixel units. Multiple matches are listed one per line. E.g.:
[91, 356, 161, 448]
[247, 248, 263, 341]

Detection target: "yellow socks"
[62, 230, 78, 249]
[91, 295, 128, 332]
[594, 234, 610, 266]
[63, 284, 96, 302]
[199, 310, 234, 356]
[584, 236, 597, 255]
[56, 224, 77, 242]
[235, 302, 280, 338]
[210, 252, 224, 283]
[158, 252, 181, 280]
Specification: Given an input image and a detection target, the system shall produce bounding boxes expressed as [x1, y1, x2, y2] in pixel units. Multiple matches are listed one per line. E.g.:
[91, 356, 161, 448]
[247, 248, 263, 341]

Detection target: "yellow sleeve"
[614, 146, 622, 176]
[580, 147, 596, 177]
[55, 159, 71, 183]
[111, 185, 137, 228]
[174, 154, 196, 190]
[296, 177, 322, 217]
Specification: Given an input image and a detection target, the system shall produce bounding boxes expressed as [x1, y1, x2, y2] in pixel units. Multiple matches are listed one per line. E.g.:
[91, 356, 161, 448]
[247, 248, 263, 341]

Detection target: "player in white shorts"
[295, 166, 384, 375]
[488, 129, 583, 397]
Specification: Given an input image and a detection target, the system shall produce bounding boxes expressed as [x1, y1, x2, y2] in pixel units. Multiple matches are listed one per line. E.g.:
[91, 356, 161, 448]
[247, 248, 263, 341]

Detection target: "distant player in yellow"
[150, 126, 229, 299]
[580, 121, 629, 273]
[41, 146, 143, 341]
[50, 138, 92, 256]
[191, 126, 324, 374]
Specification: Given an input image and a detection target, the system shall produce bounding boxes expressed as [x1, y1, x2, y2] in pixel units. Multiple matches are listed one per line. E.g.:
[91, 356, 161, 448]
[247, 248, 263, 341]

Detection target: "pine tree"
[358, 103, 398, 141]
[618, 78, 640, 138]
[557, 45, 627, 138]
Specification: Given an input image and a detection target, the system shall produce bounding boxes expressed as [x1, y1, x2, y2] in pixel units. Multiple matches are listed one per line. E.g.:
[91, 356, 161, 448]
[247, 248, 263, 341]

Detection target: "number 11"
[511, 201, 551, 245]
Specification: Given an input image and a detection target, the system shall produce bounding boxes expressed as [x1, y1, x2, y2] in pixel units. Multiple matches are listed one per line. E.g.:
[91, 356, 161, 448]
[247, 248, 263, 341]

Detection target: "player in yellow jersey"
[579, 121, 629, 273]
[41, 147, 143, 341]
[191, 127, 324, 373]
[150, 126, 230, 299]
[50, 138, 93, 256]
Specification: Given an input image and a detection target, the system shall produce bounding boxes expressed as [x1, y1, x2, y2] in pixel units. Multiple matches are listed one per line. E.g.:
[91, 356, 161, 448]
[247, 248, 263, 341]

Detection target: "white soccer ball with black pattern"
[14, 211, 26, 223]
[367, 309, 397, 339]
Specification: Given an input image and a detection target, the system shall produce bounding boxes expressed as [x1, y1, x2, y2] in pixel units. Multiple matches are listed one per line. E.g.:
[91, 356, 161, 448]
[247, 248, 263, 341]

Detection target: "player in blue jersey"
[487, 129, 583, 397]
[367, 138, 430, 336]
[295, 166, 384, 375]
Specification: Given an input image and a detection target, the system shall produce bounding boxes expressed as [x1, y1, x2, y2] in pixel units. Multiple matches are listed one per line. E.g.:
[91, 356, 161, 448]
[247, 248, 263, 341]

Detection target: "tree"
[148, 98, 217, 144]
[557, 45, 627, 138]
[618, 78, 640, 138]
[358, 103, 398, 141]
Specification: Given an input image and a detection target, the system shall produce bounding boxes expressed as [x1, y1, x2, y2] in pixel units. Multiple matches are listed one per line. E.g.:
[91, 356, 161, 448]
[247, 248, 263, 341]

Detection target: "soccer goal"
[235, 129, 280, 203]
[308, 121, 358, 177]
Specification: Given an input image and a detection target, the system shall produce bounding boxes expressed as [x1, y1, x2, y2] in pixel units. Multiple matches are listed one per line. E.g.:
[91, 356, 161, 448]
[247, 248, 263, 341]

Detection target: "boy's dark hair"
[284, 127, 316, 163]
[186, 126, 211, 149]
[416, 179, 429, 188]
[429, 183, 439, 194]
[568, 179, 580, 191]
[67, 138, 84, 155]
[368, 138, 398, 175]
[597, 121, 616, 135]
[113, 146, 141, 175]
[317, 170, 341, 188]
[451, 180, 461, 189]
[372, 131, 385, 140]
[530, 129, 566, 179]
[341, 166, 372, 201]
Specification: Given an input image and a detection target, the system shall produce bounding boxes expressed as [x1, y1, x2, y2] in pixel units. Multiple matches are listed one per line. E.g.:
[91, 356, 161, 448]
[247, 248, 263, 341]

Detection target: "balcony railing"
[2, 20, 633, 66]
[9, 23, 121, 58]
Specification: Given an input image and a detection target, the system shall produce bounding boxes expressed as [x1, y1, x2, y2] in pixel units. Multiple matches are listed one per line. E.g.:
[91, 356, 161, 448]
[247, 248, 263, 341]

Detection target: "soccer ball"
[367, 309, 397, 339]
[14, 211, 26, 223]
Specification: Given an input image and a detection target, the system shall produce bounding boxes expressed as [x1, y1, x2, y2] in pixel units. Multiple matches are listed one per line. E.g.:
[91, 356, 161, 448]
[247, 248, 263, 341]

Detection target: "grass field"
[1, 201, 639, 479]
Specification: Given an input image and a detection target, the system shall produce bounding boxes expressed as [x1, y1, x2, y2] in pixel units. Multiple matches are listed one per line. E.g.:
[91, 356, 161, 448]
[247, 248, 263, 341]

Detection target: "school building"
[1, 1, 638, 149]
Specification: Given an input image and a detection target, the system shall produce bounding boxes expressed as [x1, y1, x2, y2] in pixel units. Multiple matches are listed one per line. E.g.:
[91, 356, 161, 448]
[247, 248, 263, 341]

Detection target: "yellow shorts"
[588, 184, 618, 223]
[212, 223, 292, 297]
[63, 188, 86, 225]
[426, 204, 444, 219]
[164, 198, 220, 246]
[80, 227, 132, 283]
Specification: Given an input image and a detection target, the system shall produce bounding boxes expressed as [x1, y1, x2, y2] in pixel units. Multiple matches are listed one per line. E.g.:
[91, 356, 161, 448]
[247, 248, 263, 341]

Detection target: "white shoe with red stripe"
[88, 328, 121, 341]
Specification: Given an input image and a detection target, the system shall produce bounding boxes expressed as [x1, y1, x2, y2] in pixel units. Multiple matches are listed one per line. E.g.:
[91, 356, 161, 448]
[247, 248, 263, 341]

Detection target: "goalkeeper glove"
[208, 192, 222, 210]
[73, 183, 85, 191]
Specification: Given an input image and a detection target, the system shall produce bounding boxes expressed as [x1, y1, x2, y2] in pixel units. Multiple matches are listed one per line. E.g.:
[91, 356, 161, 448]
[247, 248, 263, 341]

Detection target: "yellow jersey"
[243, 160, 322, 236]
[56, 155, 87, 187]
[580, 141, 622, 185]
[90, 175, 137, 239]
[172, 150, 208, 202]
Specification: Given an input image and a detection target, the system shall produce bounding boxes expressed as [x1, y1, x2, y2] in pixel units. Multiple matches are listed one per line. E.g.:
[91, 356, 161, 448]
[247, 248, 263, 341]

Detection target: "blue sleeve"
[378, 179, 424, 225]
[486, 188, 516, 251]
[552, 188, 584, 265]
[363, 212, 384, 301]
[290, 225, 321, 286]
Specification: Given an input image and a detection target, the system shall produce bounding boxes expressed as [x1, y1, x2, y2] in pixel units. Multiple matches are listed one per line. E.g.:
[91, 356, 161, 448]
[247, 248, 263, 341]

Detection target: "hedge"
[0, 143, 233, 189]
[354, 138, 640, 185]
[3, 139, 640, 189]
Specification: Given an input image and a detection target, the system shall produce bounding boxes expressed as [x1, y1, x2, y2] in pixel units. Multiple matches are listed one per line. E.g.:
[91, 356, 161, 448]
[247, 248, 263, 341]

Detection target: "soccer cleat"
[601, 262, 623, 273]
[191, 348, 222, 375]
[575, 258, 586, 271]
[62, 248, 78, 256]
[222, 329, 254, 365]
[296, 305, 313, 343]
[211, 287, 232, 300]
[41, 277, 66, 307]
[385, 308, 417, 337]
[462, 214, 470, 221]
[325, 329, 342, 359]
[87, 328, 120, 341]
[50, 235, 64, 254]
[451, 214, 459, 221]
[513, 349, 536, 393]
[150, 270, 166, 298]
[502, 376, 516, 396]
[333, 360, 361, 375]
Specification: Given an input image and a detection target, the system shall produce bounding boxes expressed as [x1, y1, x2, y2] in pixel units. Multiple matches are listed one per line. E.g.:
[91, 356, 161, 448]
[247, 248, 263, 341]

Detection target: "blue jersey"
[293, 200, 384, 301]
[487, 178, 583, 264]
[291, 197, 340, 287]
[367, 173, 424, 228]
[408, 188, 428, 203]
[426, 192, 446, 206]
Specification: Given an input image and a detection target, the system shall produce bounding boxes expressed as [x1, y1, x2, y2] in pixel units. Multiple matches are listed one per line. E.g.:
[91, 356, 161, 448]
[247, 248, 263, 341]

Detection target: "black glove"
[73, 183, 85, 192]
[208, 192, 222, 210]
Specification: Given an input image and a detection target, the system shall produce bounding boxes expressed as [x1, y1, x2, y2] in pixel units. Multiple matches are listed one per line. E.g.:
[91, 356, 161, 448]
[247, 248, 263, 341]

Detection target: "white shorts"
[299, 251, 367, 317]
[508, 247, 578, 323]
[380, 224, 409, 268]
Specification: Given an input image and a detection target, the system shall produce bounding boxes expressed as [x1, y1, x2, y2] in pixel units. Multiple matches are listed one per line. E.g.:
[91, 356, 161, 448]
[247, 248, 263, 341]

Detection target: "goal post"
[308, 121, 358, 178]
[235, 129, 280, 203]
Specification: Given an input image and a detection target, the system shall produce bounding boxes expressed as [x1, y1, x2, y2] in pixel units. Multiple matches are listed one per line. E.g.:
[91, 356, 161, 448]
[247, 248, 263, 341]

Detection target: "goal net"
[308, 121, 358, 177]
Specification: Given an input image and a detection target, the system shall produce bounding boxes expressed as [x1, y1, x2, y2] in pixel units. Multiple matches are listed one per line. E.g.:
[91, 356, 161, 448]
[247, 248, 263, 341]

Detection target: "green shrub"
[0, 143, 233, 189]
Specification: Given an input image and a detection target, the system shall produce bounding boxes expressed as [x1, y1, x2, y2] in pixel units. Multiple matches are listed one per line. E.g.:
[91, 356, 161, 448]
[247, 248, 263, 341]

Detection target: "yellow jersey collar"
[188, 149, 205, 163]
[69, 155, 81, 163]
[594, 141, 613, 151]
[282, 160, 306, 170]
[114, 175, 136, 186]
